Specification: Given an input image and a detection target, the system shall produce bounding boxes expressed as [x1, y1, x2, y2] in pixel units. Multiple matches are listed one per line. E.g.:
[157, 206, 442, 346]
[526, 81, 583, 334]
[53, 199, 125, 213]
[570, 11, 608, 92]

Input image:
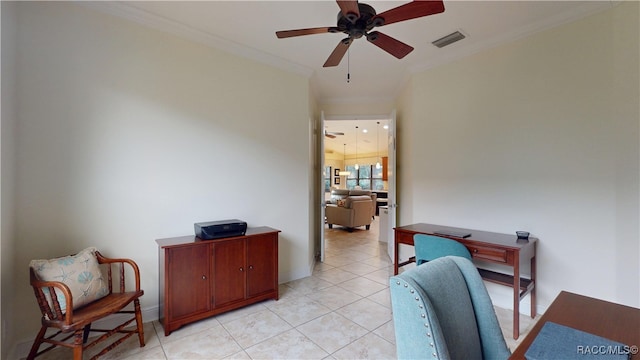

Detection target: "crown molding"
[80, 2, 314, 79]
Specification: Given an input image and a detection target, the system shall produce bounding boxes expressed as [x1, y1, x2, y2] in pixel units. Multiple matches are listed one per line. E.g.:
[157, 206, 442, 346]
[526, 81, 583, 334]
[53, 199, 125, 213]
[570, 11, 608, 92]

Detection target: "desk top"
[510, 291, 640, 359]
[395, 223, 535, 250]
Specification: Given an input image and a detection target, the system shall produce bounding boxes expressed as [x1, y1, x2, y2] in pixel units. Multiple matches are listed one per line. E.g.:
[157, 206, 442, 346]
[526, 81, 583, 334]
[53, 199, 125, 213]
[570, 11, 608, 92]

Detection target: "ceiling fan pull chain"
[347, 47, 351, 83]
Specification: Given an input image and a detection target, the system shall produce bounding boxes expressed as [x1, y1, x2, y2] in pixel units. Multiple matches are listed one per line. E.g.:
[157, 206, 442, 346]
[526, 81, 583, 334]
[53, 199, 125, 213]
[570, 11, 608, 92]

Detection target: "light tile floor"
[30, 217, 537, 359]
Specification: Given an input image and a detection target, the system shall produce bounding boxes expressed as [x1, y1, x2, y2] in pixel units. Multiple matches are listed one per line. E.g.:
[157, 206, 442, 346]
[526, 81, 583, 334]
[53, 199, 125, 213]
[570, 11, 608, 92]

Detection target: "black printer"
[194, 219, 247, 240]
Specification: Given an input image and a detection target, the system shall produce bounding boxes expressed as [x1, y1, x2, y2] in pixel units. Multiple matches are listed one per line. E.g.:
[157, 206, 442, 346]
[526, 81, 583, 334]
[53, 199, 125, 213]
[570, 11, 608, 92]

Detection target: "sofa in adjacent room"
[325, 189, 376, 231]
[327, 188, 377, 219]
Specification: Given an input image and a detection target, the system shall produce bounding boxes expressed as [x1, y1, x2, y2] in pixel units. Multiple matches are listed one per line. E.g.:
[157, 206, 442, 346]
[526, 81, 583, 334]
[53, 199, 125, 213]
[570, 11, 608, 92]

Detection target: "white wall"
[320, 100, 394, 119]
[11, 2, 312, 343]
[1, 2, 18, 358]
[397, 2, 639, 312]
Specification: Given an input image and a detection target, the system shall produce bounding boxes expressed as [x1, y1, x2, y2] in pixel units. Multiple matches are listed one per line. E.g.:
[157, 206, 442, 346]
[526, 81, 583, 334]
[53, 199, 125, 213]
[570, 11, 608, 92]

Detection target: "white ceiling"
[90, 1, 615, 105]
[86, 1, 616, 155]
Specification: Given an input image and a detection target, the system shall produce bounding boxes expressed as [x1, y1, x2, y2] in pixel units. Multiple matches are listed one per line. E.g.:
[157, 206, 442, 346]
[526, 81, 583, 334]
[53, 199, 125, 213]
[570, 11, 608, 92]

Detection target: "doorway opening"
[320, 114, 396, 264]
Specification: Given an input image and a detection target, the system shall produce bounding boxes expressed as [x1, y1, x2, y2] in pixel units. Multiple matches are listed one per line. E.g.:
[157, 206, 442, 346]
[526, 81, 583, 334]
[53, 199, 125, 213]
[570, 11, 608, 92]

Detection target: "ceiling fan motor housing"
[335, 3, 382, 40]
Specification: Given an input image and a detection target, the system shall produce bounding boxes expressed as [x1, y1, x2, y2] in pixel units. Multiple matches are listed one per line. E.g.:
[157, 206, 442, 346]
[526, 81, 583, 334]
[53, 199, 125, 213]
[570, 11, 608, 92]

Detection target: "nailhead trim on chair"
[393, 279, 440, 359]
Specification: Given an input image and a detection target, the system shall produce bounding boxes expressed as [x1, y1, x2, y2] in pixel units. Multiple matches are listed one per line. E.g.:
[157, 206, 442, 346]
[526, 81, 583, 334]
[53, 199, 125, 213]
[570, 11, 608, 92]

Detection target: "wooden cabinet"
[166, 242, 211, 319]
[213, 239, 246, 308]
[382, 156, 388, 181]
[246, 234, 278, 297]
[157, 227, 279, 336]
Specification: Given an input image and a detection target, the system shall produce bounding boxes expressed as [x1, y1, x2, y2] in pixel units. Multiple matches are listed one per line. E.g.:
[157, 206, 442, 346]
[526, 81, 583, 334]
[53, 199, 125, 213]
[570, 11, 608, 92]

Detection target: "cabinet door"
[167, 243, 211, 320]
[213, 239, 246, 307]
[247, 234, 278, 297]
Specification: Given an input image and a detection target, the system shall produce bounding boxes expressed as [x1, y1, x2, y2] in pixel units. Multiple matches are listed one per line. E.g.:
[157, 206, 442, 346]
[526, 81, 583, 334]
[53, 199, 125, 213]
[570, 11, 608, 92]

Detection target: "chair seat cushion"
[30, 247, 110, 312]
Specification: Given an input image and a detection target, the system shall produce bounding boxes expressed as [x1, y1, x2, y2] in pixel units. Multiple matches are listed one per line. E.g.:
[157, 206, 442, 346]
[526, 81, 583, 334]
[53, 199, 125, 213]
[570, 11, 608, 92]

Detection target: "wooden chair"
[28, 250, 145, 360]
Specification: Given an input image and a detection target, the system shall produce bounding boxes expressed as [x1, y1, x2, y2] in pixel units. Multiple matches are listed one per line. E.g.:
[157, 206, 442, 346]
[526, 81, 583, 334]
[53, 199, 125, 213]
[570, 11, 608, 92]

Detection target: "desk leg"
[513, 255, 520, 340]
[531, 255, 536, 318]
[394, 237, 399, 275]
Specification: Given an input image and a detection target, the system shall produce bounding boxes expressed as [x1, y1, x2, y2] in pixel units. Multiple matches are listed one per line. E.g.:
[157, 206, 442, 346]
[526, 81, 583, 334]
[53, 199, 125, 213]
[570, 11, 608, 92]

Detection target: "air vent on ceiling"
[432, 31, 466, 48]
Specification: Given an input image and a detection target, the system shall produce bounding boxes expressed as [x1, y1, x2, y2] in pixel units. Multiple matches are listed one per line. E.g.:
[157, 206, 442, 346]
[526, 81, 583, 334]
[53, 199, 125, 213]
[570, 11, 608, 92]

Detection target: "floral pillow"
[30, 247, 109, 312]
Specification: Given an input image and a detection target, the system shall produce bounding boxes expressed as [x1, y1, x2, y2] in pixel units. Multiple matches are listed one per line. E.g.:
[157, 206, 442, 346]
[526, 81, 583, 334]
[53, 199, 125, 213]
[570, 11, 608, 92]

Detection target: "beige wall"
[396, 1, 639, 311]
[8, 2, 312, 346]
[3, 0, 639, 356]
[1, 2, 18, 358]
[320, 100, 395, 119]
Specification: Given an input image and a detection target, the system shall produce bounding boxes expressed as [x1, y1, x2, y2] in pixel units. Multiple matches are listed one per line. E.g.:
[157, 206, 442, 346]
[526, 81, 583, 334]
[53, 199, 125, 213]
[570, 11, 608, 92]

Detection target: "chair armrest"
[325, 205, 353, 224]
[30, 268, 74, 324]
[326, 205, 350, 215]
[95, 251, 141, 293]
[351, 200, 374, 226]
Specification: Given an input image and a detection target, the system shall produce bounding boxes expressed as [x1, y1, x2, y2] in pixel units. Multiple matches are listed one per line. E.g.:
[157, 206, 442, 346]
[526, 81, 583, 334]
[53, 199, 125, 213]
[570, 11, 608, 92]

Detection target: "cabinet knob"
[249, 265, 254, 270]
[473, 249, 478, 253]
[239, 267, 244, 272]
[202, 275, 207, 280]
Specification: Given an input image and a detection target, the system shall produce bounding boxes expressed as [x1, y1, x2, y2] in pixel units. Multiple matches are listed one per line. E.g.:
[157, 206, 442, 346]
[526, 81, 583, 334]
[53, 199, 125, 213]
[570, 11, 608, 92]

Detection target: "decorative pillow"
[30, 247, 109, 312]
[337, 199, 346, 207]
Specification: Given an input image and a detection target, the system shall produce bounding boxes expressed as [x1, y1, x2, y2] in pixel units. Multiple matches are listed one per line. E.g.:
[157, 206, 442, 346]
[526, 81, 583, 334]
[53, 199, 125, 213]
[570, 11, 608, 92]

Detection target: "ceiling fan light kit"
[276, 0, 445, 67]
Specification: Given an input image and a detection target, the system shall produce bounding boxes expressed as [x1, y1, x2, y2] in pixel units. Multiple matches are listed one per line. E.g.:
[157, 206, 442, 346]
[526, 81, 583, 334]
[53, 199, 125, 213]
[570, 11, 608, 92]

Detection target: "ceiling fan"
[324, 130, 345, 139]
[276, 0, 445, 67]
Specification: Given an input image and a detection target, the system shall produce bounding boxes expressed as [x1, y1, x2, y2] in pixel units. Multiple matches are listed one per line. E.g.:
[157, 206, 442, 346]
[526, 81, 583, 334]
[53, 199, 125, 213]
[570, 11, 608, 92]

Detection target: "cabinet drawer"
[395, 231, 416, 245]
[467, 245, 507, 263]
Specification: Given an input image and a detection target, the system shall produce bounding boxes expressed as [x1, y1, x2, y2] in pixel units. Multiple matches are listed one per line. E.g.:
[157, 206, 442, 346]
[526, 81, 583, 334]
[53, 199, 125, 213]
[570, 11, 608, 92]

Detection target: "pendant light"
[338, 144, 351, 176]
[375, 121, 381, 169]
[354, 126, 359, 170]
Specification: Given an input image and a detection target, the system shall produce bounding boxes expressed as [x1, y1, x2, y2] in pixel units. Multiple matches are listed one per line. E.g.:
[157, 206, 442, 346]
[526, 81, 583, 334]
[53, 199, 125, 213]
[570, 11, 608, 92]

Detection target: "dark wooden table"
[394, 223, 536, 339]
[510, 291, 640, 359]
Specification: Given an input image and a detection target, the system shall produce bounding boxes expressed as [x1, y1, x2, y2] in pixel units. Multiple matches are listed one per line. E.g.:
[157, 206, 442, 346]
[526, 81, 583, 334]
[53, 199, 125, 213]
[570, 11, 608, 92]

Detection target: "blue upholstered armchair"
[390, 256, 510, 360]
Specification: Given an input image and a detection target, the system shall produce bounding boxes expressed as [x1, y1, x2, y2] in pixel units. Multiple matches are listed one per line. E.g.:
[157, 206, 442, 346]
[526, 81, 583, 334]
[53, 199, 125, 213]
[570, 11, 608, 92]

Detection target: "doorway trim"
[319, 113, 396, 262]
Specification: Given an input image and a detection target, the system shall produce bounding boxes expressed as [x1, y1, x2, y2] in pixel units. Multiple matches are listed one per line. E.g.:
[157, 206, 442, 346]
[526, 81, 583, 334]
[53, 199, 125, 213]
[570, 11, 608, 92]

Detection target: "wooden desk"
[510, 291, 640, 359]
[394, 223, 536, 339]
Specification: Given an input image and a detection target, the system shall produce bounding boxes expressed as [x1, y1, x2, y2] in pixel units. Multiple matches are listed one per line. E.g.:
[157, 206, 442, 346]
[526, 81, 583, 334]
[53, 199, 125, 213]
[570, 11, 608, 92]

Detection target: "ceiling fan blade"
[325, 130, 345, 138]
[336, 0, 360, 22]
[373, 0, 445, 27]
[367, 31, 414, 59]
[323, 39, 352, 67]
[276, 27, 333, 39]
